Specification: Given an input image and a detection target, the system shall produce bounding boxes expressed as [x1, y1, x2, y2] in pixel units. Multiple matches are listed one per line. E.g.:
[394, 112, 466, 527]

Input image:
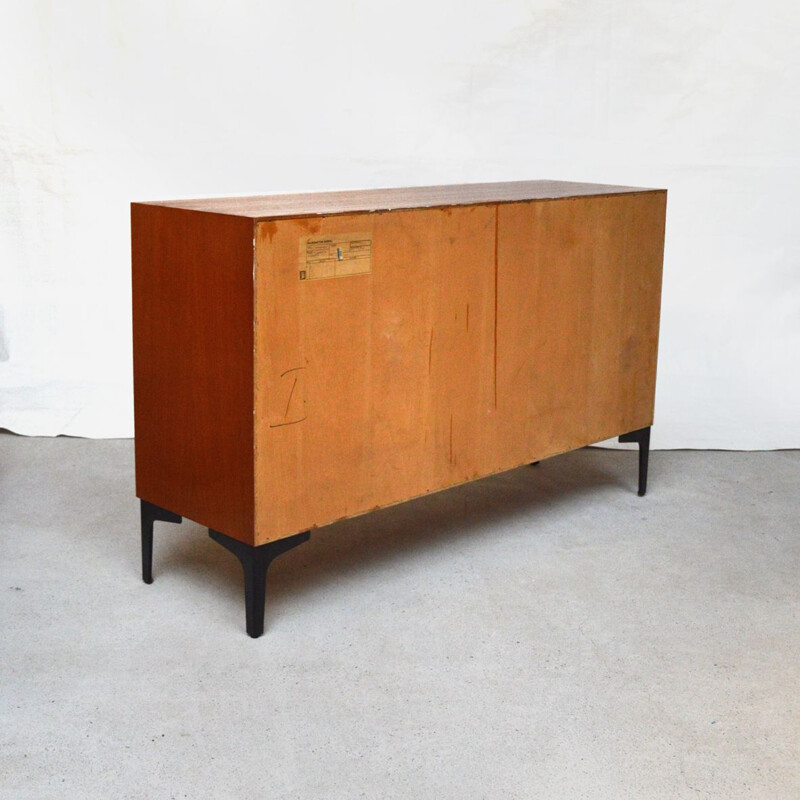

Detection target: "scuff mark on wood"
[428, 328, 434, 373]
[493, 205, 499, 409]
[449, 414, 454, 464]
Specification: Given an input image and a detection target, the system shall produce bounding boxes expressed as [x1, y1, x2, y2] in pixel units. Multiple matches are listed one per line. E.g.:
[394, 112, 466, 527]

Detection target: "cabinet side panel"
[132, 205, 255, 543]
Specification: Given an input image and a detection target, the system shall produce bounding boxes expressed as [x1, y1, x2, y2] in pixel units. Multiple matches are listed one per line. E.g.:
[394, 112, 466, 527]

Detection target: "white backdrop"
[1, 0, 798, 447]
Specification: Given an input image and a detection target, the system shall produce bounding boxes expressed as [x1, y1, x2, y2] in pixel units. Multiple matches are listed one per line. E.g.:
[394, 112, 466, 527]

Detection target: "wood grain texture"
[132, 204, 256, 543]
[252, 192, 666, 544]
[494, 192, 666, 463]
[140, 179, 659, 220]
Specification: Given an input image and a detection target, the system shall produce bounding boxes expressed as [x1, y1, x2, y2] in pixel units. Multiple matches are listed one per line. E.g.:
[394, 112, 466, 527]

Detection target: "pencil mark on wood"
[284, 377, 298, 418]
[269, 416, 308, 428]
[466, 303, 470, 332]
[271, 366, 307, 427]
[280, 366, 306, 377]
[428, 328, 434, 373]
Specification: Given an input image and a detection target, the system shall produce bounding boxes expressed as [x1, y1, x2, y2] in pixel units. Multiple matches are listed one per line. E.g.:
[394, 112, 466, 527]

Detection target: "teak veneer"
[132, 179, 667, 637]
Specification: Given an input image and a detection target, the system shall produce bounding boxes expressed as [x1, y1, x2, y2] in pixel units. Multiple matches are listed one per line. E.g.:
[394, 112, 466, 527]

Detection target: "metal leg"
[209, 529, 310, 638]
[140, 500, 182, 583]
[618, 426, 651, 497]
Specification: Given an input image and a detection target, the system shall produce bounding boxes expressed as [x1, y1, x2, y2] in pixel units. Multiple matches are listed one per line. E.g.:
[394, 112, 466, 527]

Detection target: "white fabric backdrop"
[1, 0, 798, 447]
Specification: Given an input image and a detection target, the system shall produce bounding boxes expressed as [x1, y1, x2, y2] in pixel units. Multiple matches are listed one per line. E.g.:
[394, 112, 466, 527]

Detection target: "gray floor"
[1, 436, 798, 800]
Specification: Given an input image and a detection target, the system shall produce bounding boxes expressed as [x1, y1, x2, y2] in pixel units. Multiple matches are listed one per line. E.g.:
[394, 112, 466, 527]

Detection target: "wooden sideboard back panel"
[253, 192, 666, 543]
[132, 205, 256, 543]
[496, 193, 665, 458]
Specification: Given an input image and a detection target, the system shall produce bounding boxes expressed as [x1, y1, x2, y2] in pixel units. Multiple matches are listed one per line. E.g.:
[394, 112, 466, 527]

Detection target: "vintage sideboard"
[131, 180, 666, 637]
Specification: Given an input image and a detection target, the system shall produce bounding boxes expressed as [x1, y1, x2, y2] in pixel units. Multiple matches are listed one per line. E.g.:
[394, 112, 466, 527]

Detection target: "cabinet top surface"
[135, 179, 664, 220]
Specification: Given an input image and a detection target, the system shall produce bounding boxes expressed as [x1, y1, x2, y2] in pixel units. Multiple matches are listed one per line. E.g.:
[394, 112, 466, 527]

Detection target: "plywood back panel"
[132, 205, 256, 543]
[495, 192, 666, 464]
[254, 193, 665, 544]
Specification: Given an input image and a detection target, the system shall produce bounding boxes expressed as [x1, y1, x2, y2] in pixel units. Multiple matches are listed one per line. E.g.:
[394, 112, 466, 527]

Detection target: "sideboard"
[131, 180, 666, 637]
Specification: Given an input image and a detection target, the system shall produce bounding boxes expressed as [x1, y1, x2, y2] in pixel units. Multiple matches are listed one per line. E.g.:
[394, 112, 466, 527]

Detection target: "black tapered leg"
[140, 500, 182, 584]
[618, 426, 651, 497]
[209, 529, 310, 638]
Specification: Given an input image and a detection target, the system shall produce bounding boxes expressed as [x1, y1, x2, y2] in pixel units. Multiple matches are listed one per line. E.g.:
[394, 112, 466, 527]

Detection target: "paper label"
[299, 232, 372, 280]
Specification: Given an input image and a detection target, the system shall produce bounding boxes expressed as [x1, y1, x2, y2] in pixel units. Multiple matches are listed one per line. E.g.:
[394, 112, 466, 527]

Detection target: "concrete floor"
[1, 435, 798, 799]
